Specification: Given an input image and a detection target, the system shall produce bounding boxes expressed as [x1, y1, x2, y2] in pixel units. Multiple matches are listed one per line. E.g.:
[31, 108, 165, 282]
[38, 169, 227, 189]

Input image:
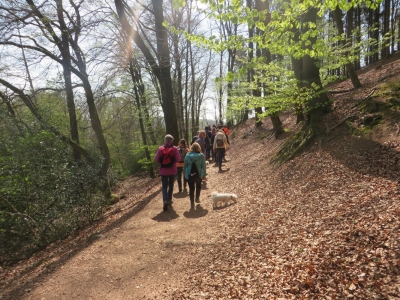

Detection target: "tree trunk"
[152, 0, 179, 142]
[129, 63, 155, 178]
[302, 7, 331, 129]
[271, 113, 283, 138]
[114, 0, 179, 144]
[333, 6, 361, 88]
[381, 0, 391, 59]
[56, 0, 81, 161]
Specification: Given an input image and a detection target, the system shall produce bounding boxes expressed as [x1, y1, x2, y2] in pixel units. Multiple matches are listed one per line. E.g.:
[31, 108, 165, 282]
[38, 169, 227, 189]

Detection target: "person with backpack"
[204, 126, 212, 160]
[154, 134, 181, 211]
[176, 138, 189, 193]
[210, 127, 217, 161]
[184, 142, 207, 209]
[213, 129, 229, 172]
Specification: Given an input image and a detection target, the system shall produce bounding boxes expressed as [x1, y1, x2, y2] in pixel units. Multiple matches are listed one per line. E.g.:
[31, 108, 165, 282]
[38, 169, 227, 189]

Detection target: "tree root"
[270, 127, 316, 165]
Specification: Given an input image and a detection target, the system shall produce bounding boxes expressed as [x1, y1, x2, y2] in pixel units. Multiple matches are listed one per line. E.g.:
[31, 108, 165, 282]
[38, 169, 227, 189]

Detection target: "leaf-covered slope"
[169, 58, 400, 299]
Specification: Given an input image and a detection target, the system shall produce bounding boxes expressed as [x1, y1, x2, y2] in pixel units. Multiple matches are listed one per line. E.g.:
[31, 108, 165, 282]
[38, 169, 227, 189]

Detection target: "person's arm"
[201, 155, 207, 179]
[224, 136, 229, 150]
[154, 147, 160, 162]
[174, 147, 181, 163]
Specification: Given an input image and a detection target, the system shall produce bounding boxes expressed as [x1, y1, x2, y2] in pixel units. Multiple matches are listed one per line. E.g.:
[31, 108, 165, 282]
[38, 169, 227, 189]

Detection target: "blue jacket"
[184, 152, 207, 181]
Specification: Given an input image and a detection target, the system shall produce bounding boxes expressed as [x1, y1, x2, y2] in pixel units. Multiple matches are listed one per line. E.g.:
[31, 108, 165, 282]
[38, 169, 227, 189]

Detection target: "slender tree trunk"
[173, 33, 184, 139]
[115, 0, 179, 144]
[56, 0, 81, 161]
[302, 7, 331, 129]
[333, 6, 361, 88]
[218, 51, 223, 125]
[381, 0, 391, 59]
[184, 40, 190, 142]
[128, 61, 155, 178]
[372, 5, 380, 63]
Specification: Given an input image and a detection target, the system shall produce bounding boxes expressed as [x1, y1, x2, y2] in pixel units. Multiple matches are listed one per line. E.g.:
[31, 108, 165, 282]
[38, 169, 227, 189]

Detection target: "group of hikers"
[154, 124, 230, 211]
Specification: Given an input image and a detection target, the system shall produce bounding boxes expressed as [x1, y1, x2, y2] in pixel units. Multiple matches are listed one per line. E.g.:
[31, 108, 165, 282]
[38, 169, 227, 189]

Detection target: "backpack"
[159, 146, 175, 168]
[216, 136, 224, 147]
[205, 131, 211, 147]
[187, 161, 200, 183]
[178, 146, 186, 162]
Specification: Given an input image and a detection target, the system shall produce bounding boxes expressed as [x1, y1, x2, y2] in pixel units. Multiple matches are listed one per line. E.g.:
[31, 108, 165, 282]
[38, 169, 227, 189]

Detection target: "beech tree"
[0, 0, 112, 189]
[114, 0, 180, 143]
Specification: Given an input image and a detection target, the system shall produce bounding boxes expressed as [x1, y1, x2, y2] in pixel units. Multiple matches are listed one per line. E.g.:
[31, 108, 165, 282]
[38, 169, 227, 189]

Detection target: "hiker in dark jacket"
[176, 138, 189, 193]
[213, 129, 229, 172]
[204, 126, 212, 160]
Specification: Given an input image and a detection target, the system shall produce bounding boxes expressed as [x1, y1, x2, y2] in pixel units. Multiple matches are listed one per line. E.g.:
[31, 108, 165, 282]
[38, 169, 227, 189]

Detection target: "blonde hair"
[190, 142, 201, 153]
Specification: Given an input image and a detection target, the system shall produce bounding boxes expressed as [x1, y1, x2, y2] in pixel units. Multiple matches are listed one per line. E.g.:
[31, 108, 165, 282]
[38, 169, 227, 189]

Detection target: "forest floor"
[2, 54, 400, 299]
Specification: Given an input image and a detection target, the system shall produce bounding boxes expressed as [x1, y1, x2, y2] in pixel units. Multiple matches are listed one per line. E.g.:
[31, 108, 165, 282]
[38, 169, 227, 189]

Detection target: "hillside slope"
[168, 56, 400, 299]
[1, 56, 400, 299]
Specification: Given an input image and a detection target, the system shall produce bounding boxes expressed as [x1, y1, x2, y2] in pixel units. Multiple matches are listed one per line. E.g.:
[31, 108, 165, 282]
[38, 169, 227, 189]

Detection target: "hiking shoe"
[195, 198, 200, 203]
[163, 203, 168, 211]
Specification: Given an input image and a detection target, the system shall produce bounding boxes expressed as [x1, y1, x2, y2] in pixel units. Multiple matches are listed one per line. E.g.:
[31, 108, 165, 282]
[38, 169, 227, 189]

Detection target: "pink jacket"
[154, 143, 181, 176]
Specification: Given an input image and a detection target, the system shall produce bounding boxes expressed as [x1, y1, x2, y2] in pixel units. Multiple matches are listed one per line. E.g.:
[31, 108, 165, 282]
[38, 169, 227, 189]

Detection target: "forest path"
[21, 156, 231, 300]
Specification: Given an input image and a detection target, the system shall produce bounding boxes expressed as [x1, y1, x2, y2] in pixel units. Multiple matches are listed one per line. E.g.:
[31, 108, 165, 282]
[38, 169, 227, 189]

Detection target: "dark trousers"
[187, 179, 202, 203]
[177, 167, 186, 191]
[161, 175, 175, 203]
[205, 146, 211, 160]
[216, 148, 225, 169]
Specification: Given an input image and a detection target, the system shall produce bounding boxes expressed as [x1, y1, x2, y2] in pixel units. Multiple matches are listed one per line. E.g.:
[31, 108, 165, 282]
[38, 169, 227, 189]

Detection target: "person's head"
[212, 127, 217, 134]
[190, 142, 201, 153]
[164, 134, 174, 144]
[218, 129, 224, 133]
[178, 138, 187, 147]
[199, 130, 206, 138]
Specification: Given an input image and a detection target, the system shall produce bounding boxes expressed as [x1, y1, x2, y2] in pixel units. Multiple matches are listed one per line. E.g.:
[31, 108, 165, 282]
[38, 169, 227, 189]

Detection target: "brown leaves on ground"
[2, 56, 400, 300]
[166, 58, 400, 299]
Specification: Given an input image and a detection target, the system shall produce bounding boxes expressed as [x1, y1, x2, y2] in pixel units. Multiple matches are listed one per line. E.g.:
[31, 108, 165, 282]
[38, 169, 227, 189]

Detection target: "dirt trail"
[17, 158, 229, 300]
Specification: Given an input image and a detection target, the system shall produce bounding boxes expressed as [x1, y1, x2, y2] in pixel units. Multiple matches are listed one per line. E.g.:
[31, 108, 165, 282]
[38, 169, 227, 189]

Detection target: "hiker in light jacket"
[213, 129, 229, 172]
[154, 134, 181, 212]
[184, 142, 207, 208]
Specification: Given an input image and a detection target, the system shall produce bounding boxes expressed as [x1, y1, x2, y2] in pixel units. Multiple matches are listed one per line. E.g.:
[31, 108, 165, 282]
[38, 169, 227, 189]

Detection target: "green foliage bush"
[0, 129, 109, 264]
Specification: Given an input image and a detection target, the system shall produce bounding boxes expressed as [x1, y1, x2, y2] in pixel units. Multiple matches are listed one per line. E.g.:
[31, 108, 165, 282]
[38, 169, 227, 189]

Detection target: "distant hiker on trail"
[213, 129, 229, 172]
[176, 138, 189, 193]
[184, 142, 207, 209]
[191, 131, 199, 145]
[210, 126, 217, 161]
[154, 134, 181, 212]
[223, 125, 230, 145]
[205, 126, 212, 160]
[196, 130, 207, 156]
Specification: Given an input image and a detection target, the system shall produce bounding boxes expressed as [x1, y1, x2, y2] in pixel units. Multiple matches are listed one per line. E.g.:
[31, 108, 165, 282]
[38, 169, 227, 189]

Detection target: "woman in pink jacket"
[154, 134, 181, 211]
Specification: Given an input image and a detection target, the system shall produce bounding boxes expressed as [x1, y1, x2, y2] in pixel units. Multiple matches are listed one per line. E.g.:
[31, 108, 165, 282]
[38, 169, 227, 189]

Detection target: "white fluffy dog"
[212, 191, 237, 209]
[206, 160, 209, 165]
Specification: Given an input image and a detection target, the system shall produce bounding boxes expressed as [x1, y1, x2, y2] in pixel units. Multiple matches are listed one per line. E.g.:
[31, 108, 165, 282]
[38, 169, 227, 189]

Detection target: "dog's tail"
[211, 191, 219, 197]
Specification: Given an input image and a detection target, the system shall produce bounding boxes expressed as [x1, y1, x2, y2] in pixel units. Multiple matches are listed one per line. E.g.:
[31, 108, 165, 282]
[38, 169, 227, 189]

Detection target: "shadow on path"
[151, 206, 179, 222]
[183, 204, 209, 219]
[2, 187, 162, 300]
